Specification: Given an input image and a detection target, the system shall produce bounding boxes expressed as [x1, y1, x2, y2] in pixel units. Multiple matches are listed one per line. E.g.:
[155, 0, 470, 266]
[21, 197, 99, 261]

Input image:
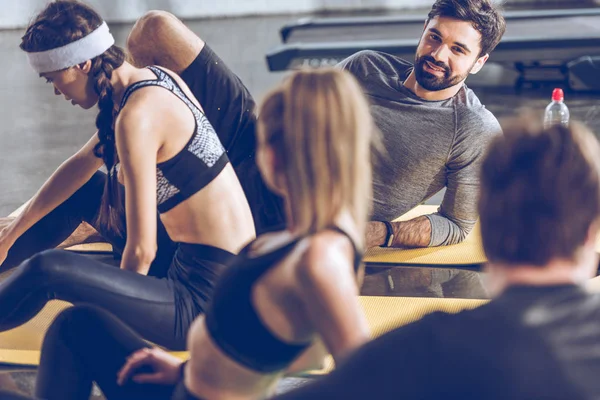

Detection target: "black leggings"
[1, 171, 177, 277]
[0, 248, 182, 348]
[0, 172, 236, 349]
[36, 305, 177, 400]
[0, 240, 233, 350]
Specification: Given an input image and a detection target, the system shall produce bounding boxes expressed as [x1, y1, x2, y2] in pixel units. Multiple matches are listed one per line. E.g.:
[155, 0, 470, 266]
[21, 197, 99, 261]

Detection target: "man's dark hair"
[479, 117, 600, 266]
[427, 0, 506, 57]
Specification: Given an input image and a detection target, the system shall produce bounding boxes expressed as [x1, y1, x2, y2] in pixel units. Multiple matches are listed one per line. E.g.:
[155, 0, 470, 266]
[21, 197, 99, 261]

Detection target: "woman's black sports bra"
[205, 227, 363, 374]
[118, 66, 229, 213]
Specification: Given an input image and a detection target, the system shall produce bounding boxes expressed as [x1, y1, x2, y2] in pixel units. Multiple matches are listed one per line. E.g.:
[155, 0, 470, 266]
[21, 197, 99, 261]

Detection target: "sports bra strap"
[244, 226, 363, 271]
[327, 225, 364, 272]
[118, 66, 202, 115]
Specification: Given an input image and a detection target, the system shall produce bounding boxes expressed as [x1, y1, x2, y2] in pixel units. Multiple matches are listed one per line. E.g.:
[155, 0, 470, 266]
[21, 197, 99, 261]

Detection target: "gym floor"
[0, 9, 599, 398]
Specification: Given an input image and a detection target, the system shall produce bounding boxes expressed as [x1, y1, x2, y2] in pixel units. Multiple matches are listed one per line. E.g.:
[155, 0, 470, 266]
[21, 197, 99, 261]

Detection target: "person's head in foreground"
[270, 117, 600, 400]
[480, 117, 600, 294]
[256, 68, 375, 242]
[414, 0, 506, 92]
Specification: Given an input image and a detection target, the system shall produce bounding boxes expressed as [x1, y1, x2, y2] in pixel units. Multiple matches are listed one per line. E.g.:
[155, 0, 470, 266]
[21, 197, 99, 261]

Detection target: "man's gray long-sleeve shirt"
[340, 50, 502, 246]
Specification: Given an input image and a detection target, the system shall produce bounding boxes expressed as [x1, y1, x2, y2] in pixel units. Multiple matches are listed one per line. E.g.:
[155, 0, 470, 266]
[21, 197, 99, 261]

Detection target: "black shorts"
[180, 44, 285, 234]
[168, 242, 237, 342]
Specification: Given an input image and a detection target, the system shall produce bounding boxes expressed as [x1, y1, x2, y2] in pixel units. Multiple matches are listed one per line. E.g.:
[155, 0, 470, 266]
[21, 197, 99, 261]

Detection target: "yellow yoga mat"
[4, 284, 600, 369]
[307, 279, 600, 375]
[310, 295, 487, 375]
[0, 301, 70, 366]
[0, 203, 485, 368]
[0, 295, 487, 367]
[364, 205, 600, 267]
[364, 205, 486, 267]
[4, 202, 600, 369]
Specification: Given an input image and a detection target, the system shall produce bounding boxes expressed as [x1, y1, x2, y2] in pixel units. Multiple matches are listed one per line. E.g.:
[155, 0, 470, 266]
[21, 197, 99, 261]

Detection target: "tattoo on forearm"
[391, 216, 431, 248]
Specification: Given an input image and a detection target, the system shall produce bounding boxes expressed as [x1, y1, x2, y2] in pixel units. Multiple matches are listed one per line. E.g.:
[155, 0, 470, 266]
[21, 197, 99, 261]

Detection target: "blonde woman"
[32, 68, 376, 400]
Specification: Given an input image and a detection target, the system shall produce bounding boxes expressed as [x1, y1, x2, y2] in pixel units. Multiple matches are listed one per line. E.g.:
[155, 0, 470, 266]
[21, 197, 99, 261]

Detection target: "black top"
[205, 227, 363, 373]
[274, 284, 600, 400]
[119, 66, 229, 214]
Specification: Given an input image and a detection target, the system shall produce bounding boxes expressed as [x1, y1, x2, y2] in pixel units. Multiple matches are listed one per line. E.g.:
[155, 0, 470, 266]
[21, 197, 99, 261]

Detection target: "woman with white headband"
[0, 0, 255, 350]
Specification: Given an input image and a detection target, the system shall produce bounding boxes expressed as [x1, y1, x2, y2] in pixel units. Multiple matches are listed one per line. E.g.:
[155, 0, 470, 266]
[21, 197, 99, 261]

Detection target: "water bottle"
[543, 88, 570, 129]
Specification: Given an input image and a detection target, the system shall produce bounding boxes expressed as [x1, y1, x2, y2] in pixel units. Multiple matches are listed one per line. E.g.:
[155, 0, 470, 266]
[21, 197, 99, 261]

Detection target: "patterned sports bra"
[118, 66, 229, 213]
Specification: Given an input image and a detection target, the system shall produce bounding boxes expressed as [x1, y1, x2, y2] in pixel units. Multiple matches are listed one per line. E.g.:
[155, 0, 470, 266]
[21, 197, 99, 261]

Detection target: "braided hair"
[21, 0, 126, 234]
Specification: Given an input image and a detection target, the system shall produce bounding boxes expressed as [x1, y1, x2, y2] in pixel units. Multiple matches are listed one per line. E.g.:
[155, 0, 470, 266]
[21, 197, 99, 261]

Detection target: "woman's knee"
[20, 249, 67, 277]
[47, 305, 107, 341]
[42, 306, 106, 360]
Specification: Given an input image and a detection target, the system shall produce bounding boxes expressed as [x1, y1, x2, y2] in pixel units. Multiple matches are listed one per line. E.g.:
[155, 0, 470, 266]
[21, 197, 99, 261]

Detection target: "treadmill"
[267, 8, 600, 90]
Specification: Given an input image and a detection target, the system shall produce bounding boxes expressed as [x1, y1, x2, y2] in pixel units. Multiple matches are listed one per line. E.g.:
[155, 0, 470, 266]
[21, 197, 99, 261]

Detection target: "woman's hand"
[117, 347, 184, 386]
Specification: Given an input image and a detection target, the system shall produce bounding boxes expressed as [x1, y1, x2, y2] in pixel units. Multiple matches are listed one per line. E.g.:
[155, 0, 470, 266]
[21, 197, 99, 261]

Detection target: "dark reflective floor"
[363, 266, 488, 299]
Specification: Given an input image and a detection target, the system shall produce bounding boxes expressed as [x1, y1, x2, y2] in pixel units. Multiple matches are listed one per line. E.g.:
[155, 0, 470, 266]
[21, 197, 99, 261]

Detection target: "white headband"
[27, 21, 115, 74]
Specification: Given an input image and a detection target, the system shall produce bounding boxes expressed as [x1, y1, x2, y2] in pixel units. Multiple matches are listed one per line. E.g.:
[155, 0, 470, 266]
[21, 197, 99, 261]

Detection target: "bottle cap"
[552, 88, 564, 102]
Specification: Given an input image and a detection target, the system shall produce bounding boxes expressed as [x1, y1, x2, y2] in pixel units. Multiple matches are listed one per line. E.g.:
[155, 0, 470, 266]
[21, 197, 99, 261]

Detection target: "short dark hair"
[427, 0, 506, 57]
[479, 117, 600, 266]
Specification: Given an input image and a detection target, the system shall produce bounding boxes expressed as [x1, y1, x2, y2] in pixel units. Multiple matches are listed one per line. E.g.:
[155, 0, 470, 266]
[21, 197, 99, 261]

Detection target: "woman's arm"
[0, 133, 104, 262]
[295, 235, 371, 364]
[115, 105, 161, 275]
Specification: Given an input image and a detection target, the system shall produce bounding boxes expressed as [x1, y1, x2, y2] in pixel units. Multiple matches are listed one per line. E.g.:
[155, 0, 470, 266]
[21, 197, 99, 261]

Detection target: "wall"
[3, 0, 491, 29]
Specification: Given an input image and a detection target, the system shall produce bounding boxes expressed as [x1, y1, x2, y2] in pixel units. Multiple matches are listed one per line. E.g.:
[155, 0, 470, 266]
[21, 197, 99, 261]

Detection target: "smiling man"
[341, 0, 506, 249]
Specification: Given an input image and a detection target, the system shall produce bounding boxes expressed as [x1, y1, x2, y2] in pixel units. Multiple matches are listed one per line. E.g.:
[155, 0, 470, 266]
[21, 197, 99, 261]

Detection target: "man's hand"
[366, 216, 432, 249]
[366, 221, 387, 248]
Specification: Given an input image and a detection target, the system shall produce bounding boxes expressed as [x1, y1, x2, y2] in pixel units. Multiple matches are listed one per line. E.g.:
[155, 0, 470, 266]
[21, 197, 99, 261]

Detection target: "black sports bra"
[204, 227, 363, 374]
[119, 66, 229, 213]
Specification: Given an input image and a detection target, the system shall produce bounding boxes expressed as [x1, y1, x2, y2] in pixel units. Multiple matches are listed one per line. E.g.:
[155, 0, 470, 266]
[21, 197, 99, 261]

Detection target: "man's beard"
[414, 55, 468, 91]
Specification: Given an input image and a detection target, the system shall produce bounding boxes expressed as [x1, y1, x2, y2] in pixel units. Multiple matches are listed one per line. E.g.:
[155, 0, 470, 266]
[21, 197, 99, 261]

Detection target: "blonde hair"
[258, 68, 375, 244]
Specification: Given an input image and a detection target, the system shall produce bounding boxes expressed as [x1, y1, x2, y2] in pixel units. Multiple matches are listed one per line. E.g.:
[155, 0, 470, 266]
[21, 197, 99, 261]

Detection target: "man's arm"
[424, 107, 502, 247]
[367, 217, 431, 248]
[366, 108, 501, 249]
